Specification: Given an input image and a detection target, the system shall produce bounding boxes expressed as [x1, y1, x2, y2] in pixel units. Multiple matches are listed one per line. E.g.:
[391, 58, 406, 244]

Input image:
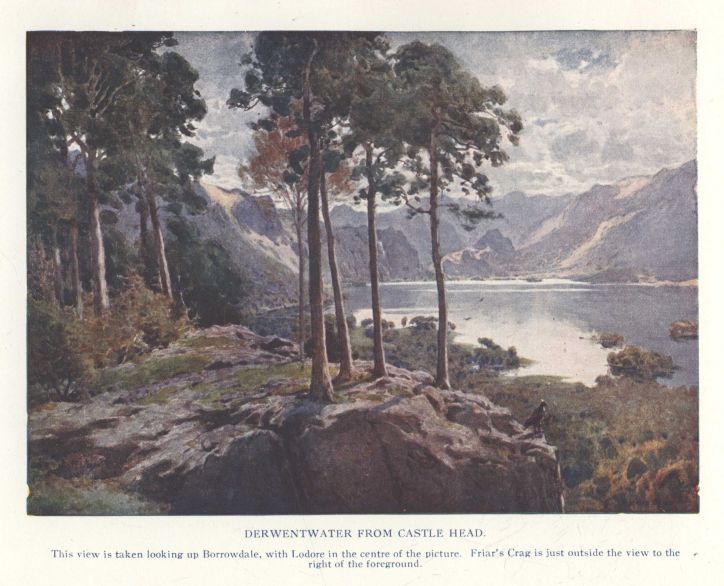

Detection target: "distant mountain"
[113, 161, 697, 307]
[514, 161, 697, 281]
[114, 182, 299, 311]
[331, 160, 697, 283]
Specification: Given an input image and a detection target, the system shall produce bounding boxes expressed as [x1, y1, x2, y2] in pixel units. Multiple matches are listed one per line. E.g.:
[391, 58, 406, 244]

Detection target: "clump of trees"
[607, 346, 676, 380]
[229, 33, 521, 399]
[27, 32, 218, 401]
[468, 337, 520, 372]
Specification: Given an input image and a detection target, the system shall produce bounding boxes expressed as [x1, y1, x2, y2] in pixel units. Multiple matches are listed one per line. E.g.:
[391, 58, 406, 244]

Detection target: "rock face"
[332, 225, 426, 282]
[29, 330, 564, 515]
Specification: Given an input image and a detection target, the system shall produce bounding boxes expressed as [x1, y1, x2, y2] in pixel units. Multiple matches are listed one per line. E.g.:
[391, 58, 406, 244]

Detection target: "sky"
[173, 31, 696, 197]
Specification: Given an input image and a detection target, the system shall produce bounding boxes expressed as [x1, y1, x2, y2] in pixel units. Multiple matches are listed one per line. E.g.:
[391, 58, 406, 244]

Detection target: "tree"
[27, 32, 180, 315]
[319, 149, 354, 382]
[28, 159, 85, 314]
[240, 116, 308, 362]
[345, 55, 409, 379]
[393, 42, 522, 388]
[114, 50, 212, 300]
[228, 32, 388, 401]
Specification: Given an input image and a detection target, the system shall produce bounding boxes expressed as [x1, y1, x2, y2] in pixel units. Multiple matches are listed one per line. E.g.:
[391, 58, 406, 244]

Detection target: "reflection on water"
[345, 280, 698, 387]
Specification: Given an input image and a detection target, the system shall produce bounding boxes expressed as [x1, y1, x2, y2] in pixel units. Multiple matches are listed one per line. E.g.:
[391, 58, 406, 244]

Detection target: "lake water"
[345, 280, 698, 387]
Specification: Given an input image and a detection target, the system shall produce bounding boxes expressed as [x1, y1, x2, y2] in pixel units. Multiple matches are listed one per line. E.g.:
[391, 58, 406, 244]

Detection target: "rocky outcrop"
[331, 225, 426, 282]
[29, 329, 564, 515]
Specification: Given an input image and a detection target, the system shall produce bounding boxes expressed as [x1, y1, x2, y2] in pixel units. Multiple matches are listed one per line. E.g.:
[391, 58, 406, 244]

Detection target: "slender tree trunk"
[146, 186, 173, 300]
[365, 145, 387, 378]
[137, 194, 150, 273]
[87, 155, 110, 316]
[51, 225, 64, 305]
[428, 124, 450, 389]
[320, 170, 354, 382]
[295, 206, 306, 363]
[303, 44, 335, 402]
[69, 219, 83, 319]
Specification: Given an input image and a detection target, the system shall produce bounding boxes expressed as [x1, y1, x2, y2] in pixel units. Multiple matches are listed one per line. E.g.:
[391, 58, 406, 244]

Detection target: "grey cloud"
[551, 130, 599, 160]
[554, 48, 618, 73]
[601, 135, 635, 162]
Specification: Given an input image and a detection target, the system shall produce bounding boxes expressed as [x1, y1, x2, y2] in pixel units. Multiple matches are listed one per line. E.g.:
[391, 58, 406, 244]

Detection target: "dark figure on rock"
[525, 400, 548, 434]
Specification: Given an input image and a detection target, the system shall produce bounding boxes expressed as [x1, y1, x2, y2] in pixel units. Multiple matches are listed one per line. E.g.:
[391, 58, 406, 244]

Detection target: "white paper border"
[2, 1, 723, 584]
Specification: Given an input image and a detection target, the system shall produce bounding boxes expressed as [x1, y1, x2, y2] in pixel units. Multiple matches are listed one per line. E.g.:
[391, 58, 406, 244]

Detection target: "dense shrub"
[28, 276, 188, 404]
[594, 332, 624, 348]
[305, 314, 344, 362]
[410, 315, 437, 331]
[28, 298, 92, 404]
[468, 337, 520, 372]
[74, 275, 188, 368]
[607, 346, 676, 380]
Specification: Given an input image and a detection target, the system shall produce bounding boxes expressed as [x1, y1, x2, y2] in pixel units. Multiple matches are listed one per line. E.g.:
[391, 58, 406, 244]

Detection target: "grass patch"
[96, 354, 212, 393]
[140, 384, 184, 405]
[196, 361, 314, 405]
[179, 335, 239, 349]
[28, 476, 167, 515]
[459, 367, 698, 512]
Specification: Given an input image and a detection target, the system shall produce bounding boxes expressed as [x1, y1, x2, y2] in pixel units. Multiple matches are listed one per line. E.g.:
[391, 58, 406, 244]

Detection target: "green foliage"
[165, 215, 250, 326]
[305, 314, 347, 362]
[27, 298, 92, 404]
[28, 476, 166, 515]
[468, 337, 520, 371]
[392, 41, 522, 227]
[96, 353, 210, 394]
[607, 346, 676, 380]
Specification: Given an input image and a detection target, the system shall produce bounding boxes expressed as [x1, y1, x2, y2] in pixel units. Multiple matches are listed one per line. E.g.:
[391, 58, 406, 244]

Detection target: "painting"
[26, 30, 698, 515]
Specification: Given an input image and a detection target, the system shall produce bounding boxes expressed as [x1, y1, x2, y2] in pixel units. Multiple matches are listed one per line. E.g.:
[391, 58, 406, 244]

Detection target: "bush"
[28, 276, 188, 404]
[28, 298, 92, 404]
[607, 346, 676, 380]
[468, 338, 520, 372]
[74, 275, 188, 368]
[594, 332, 624, 348]
[410, 315, 437, 331]
[305, 314, 344, 362]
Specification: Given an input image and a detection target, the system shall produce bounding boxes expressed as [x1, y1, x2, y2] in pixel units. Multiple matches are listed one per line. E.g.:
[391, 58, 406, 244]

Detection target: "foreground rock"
[29, 329, 564, 514]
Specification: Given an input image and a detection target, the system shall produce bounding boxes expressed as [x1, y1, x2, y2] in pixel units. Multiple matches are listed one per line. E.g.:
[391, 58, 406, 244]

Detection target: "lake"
[344, 280, 698, 387]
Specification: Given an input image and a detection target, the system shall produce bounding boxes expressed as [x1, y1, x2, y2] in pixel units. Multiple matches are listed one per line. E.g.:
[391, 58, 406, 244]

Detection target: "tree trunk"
[295, 204, 306, 363]
[303, 44, 335, 402]
[51, 225, 64, 305]
[69, 219, 83, 318]
[87, 155, 110, 316]
[146, 187, 173, 300]
[365, 145, 387, 378]
[137, 194, 150, 275]
[428, 125, 450, 389]
[320, 170, 354, 382]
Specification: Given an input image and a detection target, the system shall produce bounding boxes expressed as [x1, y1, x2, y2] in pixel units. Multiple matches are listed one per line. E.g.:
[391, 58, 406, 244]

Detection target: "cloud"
[554, 47, 618, 73]
[173, 31, 696, 198]
[601, 134, 635, 162]
[551, 130, 600, 160]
